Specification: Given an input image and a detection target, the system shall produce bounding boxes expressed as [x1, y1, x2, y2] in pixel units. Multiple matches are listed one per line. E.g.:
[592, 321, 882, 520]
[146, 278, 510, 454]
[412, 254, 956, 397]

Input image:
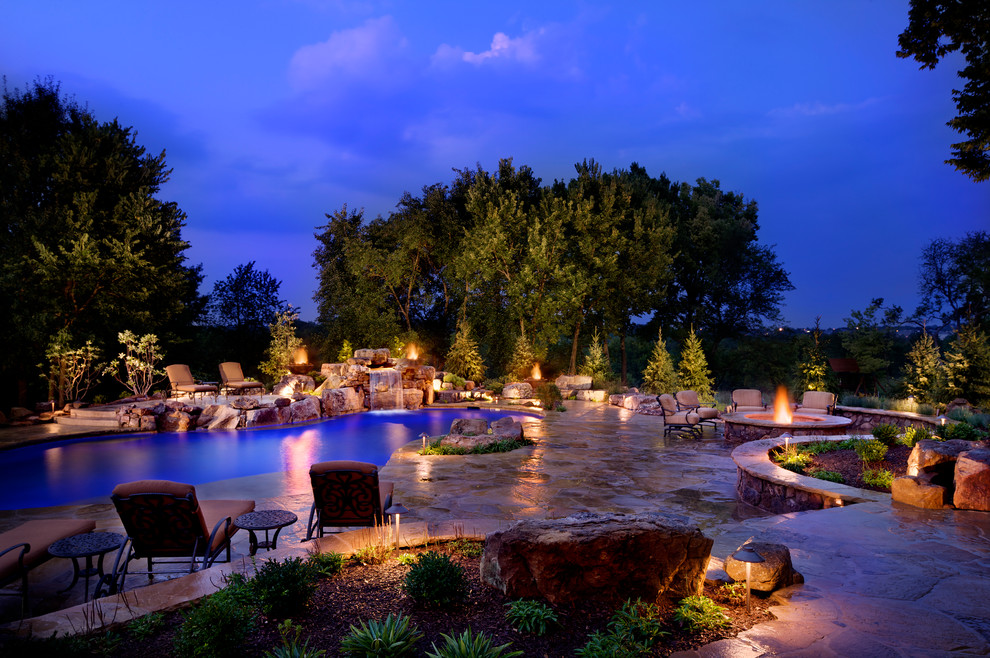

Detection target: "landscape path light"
[420, 432, 429, 451]
[386, 503, 409, 550]
[732, 545, 765, 612]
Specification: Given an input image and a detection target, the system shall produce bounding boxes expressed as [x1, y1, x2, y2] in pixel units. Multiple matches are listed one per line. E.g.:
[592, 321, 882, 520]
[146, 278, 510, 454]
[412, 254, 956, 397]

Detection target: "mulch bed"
[806, 444, 911, 492]
[4, 542, 778, 657]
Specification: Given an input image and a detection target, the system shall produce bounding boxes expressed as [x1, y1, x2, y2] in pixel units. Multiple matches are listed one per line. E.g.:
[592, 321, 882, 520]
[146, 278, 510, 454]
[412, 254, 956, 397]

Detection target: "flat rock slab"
[480, 511, 713, 604]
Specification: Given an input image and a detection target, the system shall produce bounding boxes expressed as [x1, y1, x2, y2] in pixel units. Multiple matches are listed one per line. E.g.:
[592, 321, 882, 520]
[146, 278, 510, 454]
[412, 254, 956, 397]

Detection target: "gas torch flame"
[292, 347, 309, 365]
[773, 386, 793, 424]
[406, 344, 418, 360]
[531, 363, 542, 380]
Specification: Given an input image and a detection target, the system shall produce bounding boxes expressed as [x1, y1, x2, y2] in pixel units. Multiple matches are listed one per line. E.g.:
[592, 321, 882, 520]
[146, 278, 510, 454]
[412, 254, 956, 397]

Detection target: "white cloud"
[768, 98, 879, 118]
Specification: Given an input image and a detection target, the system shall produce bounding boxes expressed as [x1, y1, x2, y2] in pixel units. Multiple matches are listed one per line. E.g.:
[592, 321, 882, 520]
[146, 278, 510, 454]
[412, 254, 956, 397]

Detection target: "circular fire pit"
[722, 412, 852, 443]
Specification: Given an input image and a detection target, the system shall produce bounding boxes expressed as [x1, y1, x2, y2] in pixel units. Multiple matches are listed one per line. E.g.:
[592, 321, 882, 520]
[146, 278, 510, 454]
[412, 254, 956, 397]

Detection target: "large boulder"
[354, 348, 390, 365]
[288, 395, 322, 423]
[480, 512, 712, 605]
[450, 418, 488, 436]
[273, 374, 316, 397]
[491, 417, 524, 441]
[245, 406, 288, 428]
[908, 439, 975, 489]
[402, 388, 424, 409]
[321, 363, 347, 377]
[157, 409, 194, 432]
[724, 542, 803, 593]
[892, 475, 949, 509]
[555, 374, 593, 391]
[574, 390, 607, 402]
[953, 449, 990, 512]
[623, 394, 657, 411]
[197, 404, 241, 430]
[502, 382, 533, 399]
[321, 387, 364, 415]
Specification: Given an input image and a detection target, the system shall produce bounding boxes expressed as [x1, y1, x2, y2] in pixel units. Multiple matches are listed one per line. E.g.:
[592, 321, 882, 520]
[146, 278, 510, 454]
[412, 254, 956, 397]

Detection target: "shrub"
[425, 628, 522, 658]
[265, 619, 326, 658]
[404, 551, 467, 606]
[640, 328, 678, 395]
[575, 598, 667, 656]
[397, 553, 417, 566]
[853, 438, 888, 464]
[128, 611, 165, 639]
[718, 582, 746, 602]
[575, 632, 632, 658]
[862, 468, 894, 489]
[505, 600, 559, 636]
[797, 440, 845, 455]
[899, 426, 933, 447]
[421, 437, 530, 456]
[808, 469, 844, 484]
[534, 382, 563, 408]
[772, 447, 811, 474]
[447, 539, 485, 558]
[445, 320, 486, 383]
[339, 613, 422, 657]
[942, 421, 983, 442]
[506, 335, 538, 382]
[871, 423, 901, 446]
[252, 557, 317, 617]
[443, 372, 468, 389]
[349, 543, 393, 566]
[673, 595, 730, 633]
[309, 551, 345, 578]
[174, 586, 255, 657]
[578, 328, 614, 388]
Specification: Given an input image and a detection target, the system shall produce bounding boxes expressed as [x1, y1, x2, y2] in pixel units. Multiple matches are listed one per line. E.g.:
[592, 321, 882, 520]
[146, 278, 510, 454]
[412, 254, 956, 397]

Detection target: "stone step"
[55, 414, 119, 428]
[69, 408, 119, 419]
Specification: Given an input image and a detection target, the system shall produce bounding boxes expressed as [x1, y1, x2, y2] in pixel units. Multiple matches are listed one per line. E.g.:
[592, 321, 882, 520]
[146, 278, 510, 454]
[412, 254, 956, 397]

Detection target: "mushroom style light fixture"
[732, 545, 765, 612]
[420, 432, 429, 451]
[386, 503, 409, 550]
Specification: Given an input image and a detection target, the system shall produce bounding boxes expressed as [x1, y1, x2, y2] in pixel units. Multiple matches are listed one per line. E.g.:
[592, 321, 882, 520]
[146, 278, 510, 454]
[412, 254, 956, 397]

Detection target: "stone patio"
[1, 401, 989, 654]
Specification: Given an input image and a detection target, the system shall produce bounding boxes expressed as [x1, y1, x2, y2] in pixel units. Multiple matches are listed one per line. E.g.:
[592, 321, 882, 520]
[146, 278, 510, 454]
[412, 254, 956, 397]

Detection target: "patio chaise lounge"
[219, 362, 265, 397]
[306, 461, 394, 539]
[795, 390, 836, 415]
[656, 394, 702, 438]
[675, 390, 720, 428]
[0, 519, 96, 607]
[165, 364, 218, 400]
[103, 480, 254, 593]
[730, 389, 767, 413]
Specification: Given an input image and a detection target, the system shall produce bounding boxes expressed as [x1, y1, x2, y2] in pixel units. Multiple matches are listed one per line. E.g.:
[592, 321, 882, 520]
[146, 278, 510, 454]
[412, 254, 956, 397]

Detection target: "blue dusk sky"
[3, 1, 986, 329]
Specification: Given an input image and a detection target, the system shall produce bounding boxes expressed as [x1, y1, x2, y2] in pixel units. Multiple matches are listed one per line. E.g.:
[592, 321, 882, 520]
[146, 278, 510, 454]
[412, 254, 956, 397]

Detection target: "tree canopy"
[0, 78, 204, 405]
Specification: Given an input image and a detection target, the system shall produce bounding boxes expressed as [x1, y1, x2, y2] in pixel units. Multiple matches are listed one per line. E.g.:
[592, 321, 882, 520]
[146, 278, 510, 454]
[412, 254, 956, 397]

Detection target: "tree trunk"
[620, 330, 628, 385]
[569, 319, 582, 375]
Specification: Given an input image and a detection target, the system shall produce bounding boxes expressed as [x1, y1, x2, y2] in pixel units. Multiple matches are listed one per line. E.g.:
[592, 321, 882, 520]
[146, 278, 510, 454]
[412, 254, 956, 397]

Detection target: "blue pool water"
[0, 409, 538, 510]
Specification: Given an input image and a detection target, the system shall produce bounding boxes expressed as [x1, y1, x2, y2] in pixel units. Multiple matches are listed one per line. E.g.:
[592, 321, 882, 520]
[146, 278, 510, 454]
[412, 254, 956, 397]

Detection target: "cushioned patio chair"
[656, 394, 702, 438]
[306, 461, 394, 539]
[0, 519, 96, 608]
[219, 362, 265, 397]
[104, 480, 253, 593]
[795, 390, 836, 415]
[165, 364, 218, 400]
[731, 389, 767, 413]
[675, 390, 720, 428]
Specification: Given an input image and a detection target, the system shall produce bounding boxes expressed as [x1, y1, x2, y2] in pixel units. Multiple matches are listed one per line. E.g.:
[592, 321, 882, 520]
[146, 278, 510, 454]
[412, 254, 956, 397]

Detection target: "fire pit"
[722, 387, 851, 443]
[288, 347, 312, 375]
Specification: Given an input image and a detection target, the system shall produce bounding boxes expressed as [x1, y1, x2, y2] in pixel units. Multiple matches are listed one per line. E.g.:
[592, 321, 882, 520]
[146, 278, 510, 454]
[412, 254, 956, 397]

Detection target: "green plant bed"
[420, 437, 533, 455]
[778, 440, 913, 493]
[1, 542, 779, 657]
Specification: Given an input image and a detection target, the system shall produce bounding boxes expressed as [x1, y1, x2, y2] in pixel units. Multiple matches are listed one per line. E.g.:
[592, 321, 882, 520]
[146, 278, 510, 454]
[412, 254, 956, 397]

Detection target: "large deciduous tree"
[897, 1, 990, 181]
[917, 231, 989, 331]
[0, 78, 204, 406]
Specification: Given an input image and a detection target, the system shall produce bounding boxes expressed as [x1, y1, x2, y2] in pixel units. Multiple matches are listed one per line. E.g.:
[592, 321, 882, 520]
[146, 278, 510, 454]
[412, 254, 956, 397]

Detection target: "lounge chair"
[675, 390, 720, 428]
[656, 394, 702, 438]
[795, 390, 836, 415]
[103, 480, 254, 593]
[219, 362, 265, 397]
[731, 389, 767, 413]
[0, 519, 96, 607]
[305, 461, 394, 539]
[165, 364, 218, 400]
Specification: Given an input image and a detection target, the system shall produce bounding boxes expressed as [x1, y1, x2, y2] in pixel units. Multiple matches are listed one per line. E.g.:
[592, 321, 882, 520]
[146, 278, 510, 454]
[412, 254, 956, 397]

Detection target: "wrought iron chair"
[305, 461, 394, 539]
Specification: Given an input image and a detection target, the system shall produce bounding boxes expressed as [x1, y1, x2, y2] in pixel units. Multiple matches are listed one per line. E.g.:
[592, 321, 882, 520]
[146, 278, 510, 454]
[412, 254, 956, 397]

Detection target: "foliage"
[842, 298, 903, 379]
[42, 330, 102, 406]
[308, 551, 345, 578]
[897, 2, 990, 181]
[840, 394, 936, 416]
[421, 437, 530, 455]
[504, 600, 559, 636]
[251, 556, 317, 617]
[640, 327, 678, 395]
[265, 619, 326, 658]
[942, 421, 983, 442]
[862, 469, 895, 489]
[506, 334, 538, 381]
[576, 597, 668, 657]
[673, 595, 730, 633]
[578, 328, 613, 387]
[944, 319, 990, 407]
[443, 372, 467, 388]
[772, 447, 812, 474]
[899, 426, 934, 447]
[445, 320, 486, 383]
[349, 543, 393, 566]
[425, 628, 523, 658]
[871, 423, 901, 446]
[397, 553, 417, 566]
[339, 613, 422, 657]
[128, 611, 165, 639]
[915, 232, 989, 331]
[797, 440, 848, 455]
[797, 317, 834, 392]
[808, 469, 845, 484]
[260, 307, 303, 382]
[337, 339, 354, 363]
[854, 438, 889, 465]
[534, 382, 563, 408]
[903, 331, 947, 406]
[207, 261, 285, 331]
[174, 585, 255, 657]
[677, 327, 713, 403]
[403, 550, 467, 606]
[447, 539, 485, 558]
[103, 330, 165, 397]
[946, 407, 990, 429]
[1, 77, 205, 409]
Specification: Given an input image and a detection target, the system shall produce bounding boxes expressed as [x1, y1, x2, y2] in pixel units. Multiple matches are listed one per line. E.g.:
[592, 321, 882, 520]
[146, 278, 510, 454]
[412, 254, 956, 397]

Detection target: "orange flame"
[406, 344, 418, 360]
[292, 347, 308, 364]
[531, 363, 542, 380]
[773, 386, 793, 424]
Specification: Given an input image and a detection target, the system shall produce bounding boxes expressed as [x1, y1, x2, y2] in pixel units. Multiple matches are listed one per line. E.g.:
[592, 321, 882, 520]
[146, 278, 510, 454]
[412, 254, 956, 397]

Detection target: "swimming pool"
[0, 409, 539, 510]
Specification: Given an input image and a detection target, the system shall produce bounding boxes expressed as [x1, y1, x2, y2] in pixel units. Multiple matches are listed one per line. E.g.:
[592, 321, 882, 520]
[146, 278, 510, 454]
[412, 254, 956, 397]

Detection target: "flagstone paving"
[2, 401, 989, 655]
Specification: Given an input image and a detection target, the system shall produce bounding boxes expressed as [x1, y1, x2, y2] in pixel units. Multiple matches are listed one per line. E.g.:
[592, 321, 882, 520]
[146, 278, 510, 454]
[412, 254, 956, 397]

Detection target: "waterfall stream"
[369, 368, 404, 410]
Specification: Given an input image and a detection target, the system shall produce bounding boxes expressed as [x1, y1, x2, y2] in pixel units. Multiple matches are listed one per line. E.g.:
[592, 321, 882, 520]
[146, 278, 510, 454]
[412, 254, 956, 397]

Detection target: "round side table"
[48, 531, 125, 601]
[235, 510, 298, 556]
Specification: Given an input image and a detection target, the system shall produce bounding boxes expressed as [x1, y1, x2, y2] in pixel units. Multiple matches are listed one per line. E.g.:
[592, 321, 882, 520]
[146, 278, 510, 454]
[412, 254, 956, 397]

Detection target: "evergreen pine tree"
[640, 328, 678, 394]
[677, 326, 714, 403]
[797, 317, 832, 392]
[507, 334, 538, 382]
[260, 308, 303, 382]
[578, 328, 613, 387]
[445, 321, 486, 383]
[945, 320, 990, 406]
[903, 331, 946, 406]
[336, 339, 354, 363]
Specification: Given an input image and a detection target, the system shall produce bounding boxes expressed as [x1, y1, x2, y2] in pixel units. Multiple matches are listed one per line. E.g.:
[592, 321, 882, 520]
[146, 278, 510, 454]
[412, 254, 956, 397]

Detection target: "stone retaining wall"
[833, 406, 945, 434]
